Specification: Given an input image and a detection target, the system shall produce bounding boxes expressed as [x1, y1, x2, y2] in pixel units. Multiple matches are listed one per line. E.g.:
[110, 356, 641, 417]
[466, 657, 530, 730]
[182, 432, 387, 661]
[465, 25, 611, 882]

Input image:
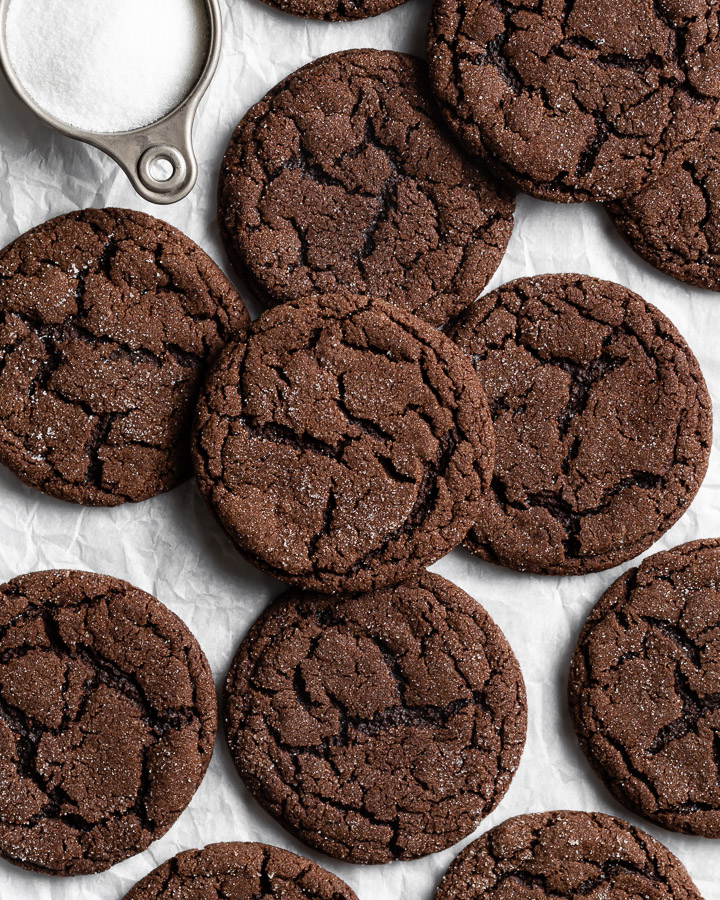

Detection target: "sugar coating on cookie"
[0, 208, 249, 506]
[0, 569, 217, 875]
[570, 537, 720, 837]
[123, 841, 359, 899]
[427, 0, 720, 202]
[193, 293, 495, 593]
[435, 811, 704, 900]
[255, 0, 406, 22]
[608, 125, 720, 290]
[219, 49, 514, 327]
[223, 572, 527, 863]
[449, 274, 712, 575]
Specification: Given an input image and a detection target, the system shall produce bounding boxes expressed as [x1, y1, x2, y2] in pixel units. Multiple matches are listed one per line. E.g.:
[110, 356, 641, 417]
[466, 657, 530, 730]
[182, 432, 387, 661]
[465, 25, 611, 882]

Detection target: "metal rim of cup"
[0, 0, 222, 205]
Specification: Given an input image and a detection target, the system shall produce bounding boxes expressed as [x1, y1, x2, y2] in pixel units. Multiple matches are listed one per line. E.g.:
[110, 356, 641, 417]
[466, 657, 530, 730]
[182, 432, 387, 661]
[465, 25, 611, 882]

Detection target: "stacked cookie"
[426, 0, 720, 290]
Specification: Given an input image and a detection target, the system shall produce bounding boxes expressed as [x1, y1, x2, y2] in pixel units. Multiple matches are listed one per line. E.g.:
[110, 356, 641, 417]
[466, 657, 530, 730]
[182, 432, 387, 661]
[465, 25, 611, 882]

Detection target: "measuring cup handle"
[138, 143, 197, 203]
[102, 117, 199, 205]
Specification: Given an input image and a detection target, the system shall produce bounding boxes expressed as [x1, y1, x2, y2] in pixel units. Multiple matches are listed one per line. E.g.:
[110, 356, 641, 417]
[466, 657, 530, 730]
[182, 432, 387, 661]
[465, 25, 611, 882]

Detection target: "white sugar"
[5, 0, 208, 134]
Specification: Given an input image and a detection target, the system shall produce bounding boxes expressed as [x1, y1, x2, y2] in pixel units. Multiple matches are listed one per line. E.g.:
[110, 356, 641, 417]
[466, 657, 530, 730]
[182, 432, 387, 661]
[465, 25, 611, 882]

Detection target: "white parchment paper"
[0, 1, 719, 896]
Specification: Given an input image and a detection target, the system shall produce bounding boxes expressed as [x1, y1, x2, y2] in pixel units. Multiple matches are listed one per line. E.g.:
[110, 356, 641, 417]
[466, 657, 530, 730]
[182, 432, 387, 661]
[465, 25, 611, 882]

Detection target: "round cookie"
[256, 0, 406, 21]
[435, 811, 704, 900]
[608, 125, 720, 289]
[193, 293, 495, 594]
[123, 842, 358, 899]
[218, 49, 514, 327]
[427, 0, 720, 203]
[0, 208, 249, 506]
[223, 572, 527, 864]
[0, 569, 217, 876]
[448, 274, 712, 575]
[569, 538, 720, 837]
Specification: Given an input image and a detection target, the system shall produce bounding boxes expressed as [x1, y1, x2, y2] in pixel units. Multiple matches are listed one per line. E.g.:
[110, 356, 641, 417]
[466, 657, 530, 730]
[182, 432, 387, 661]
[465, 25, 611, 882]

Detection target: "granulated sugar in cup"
[0, 0, 222, 204]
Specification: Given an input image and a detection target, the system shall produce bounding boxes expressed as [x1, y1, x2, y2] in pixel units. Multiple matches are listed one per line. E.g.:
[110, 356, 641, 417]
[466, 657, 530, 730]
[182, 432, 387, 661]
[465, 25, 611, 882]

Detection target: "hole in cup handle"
[102, 124, 199, 206]
[138, 144, 194, 195]
[134, 142, 197, 205]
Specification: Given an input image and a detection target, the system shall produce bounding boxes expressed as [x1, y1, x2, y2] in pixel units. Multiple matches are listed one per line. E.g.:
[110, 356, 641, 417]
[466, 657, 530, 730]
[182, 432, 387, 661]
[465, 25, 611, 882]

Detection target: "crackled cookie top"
[0, 569, 217, 876]
[427, 0, 720, 202]
[608, 125, 720, 289]
[435, 811, 704, 900]
[193, 293, 494, 593]
[223, 572, 527, 863]
[258, 0, 407, 22]
[570, 538, 720, 837]
[123, 842, 359, 899]
[449, 274, 712, 575]
[0, 208, 248, 506]
[219, 49, 514, 327]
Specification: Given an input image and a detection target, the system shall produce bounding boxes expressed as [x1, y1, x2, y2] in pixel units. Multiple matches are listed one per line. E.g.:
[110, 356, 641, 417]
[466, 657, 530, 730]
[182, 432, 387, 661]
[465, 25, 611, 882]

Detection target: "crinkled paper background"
[0, 1, 718, 896]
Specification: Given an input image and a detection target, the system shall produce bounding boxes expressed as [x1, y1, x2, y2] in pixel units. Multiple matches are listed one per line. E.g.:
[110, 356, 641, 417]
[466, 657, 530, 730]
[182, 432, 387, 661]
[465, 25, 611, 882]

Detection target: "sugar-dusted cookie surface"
[193, 293, 495, 593]
[428, 0, 720, 202]
[449, 274, 712, 574]
[0, 208, 248, 505]
[224, 572, 526, 863]
[123, 842, 358, 899]
[0, 569, 217, 875]
[570, 537, 720, 837]
[608, 124, 720, 290]
[435, 811, 705, 900]
[219, 50, 514, 327]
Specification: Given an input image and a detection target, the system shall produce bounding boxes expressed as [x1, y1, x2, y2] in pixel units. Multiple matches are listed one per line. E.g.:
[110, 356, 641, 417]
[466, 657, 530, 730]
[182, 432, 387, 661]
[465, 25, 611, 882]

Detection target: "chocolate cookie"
[435, 811, 704, 900]
[218, 50, 514, 327]
[608, 125, 720, 289]
[0, 208, 248, 506]
[223, 572, 527, 864]
[0, 569, 217, 875]
[257, 0, 405, 21]
[427, 0, 720, 202]
[123, 841, 358, 899]
[193, 293, 494, 593]
[448, 274, 712, 575]
[569, 538, 720, 837]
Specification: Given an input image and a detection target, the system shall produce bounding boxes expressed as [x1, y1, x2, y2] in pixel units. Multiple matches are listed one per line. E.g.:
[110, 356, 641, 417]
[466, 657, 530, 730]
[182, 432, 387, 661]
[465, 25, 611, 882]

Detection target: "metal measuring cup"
[0, 0, 222, 205]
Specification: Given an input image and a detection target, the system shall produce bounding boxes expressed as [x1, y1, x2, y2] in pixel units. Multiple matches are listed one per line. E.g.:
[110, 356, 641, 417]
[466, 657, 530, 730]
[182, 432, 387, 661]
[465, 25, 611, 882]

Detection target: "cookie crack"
[575, 113, 611, 179]
[307, 485, 338, 560]
[683, 158, 714, 234]
[495, 860, 661, 899]
[641, 616, 704, 668]
[648, 665, 720, 755]
[83, 413, 115, 490]
[346, 425, 460, 576]
[0, 601, 206, 842]
[576, 859, 661, 893]
[432, 0, 717, 198]
[4, 307, 205, 373]
[602, 731, 663, 807]
[555, 351, 623, 437]
[490, 471, 664, 557]
[356, 168, 403, 266]
[260, 615, 488, 768]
